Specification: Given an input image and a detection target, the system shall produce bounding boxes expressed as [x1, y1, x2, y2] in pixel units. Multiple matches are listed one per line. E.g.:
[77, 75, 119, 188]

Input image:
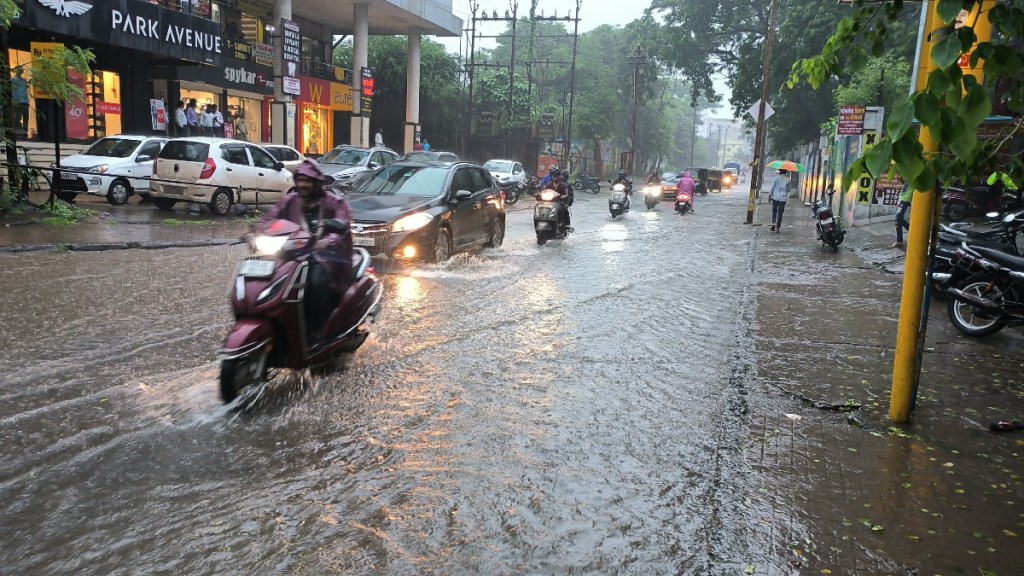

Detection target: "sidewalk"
[746, 196, 1024, 575]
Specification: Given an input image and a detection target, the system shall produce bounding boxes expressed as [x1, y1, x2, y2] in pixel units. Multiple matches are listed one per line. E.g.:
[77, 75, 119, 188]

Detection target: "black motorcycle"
[932, 210, 1024, 292]
[534, 188, 572, 245]
[810, 190, 846, 251]
[944, 243, 1024, 337]
[498, 177, 525, 206]
[573, 174, 602, 194]
[609, 182, 632, 218]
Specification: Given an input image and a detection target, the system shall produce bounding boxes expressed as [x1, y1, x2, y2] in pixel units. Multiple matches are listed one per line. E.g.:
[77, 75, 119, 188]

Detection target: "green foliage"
[795, 0, 1024, 196]
[39, 201, 95, 225]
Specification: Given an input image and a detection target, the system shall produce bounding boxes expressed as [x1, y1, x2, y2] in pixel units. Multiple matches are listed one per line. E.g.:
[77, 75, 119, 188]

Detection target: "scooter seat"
[973, 246, 1024, 271]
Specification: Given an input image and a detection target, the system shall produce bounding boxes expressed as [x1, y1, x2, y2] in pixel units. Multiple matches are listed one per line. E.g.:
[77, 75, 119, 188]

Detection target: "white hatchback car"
[151, 138, 294, 215]
[56, 135, 167, 205]
[262, 144, 305, 174]
[483, 159, 527, 187]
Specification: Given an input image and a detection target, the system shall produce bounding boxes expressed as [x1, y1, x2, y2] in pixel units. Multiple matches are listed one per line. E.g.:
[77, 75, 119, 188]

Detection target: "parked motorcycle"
[942, 184, 1022, 221]
[218, 218, 383, 403]
[642, 185, 660, 210]
[573, 173, 602, 193]
[498, 177, 525, 206]
[944, 243, 1024, 337]
[675, 189, 693, 215]
[810, 190, 846, 251]
[932, 210, 1024, 291]
[609, 182, 631, 218]
[534, 188, 572, 245]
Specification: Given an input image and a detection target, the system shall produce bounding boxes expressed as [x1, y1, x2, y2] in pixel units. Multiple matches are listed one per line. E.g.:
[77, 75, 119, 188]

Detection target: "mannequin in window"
[11, 70, 29, 133]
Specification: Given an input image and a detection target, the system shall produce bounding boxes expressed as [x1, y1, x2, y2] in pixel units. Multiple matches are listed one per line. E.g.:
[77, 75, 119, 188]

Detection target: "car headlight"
[392, 212, 434, 233]
[89, 164, 109, 174]
[253, 235, 289, 255]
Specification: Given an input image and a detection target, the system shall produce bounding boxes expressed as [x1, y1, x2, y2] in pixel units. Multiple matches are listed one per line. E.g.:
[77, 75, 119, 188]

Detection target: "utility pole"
[564, 0, 580, 170]
[745, 0, 779, 224]
[690, 105, 697, 167]
[627, 44, 646, 175]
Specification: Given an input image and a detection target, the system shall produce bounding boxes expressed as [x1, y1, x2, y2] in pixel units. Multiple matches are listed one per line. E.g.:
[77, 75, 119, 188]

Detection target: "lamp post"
[627, 44, 647, 175]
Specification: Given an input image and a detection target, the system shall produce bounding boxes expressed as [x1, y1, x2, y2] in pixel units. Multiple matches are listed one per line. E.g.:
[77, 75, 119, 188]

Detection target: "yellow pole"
[890, 0, 994, 422]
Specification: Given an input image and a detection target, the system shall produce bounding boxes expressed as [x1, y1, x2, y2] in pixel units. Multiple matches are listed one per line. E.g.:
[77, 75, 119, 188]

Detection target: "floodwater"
[2, 189, 1020, 575]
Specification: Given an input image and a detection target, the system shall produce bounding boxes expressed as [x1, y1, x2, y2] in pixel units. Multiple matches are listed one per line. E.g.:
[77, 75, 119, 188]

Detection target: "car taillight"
[200, 158, 216, 180]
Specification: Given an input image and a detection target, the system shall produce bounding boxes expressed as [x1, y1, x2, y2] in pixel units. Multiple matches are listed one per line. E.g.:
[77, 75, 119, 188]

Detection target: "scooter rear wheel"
[947, 280, 1010, 337]
[220, 346, 269, 403]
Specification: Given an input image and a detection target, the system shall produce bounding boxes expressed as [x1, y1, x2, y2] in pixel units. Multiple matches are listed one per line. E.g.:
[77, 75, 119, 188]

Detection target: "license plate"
[163, 185, 186, 196]
[61, 172, 77, 181]
[239, 259, 275, 278]
[352, 235, 376, 247]
[611, 203, 620, 208]
[536, 222, 552, 230]
[820, 217, 833, 224]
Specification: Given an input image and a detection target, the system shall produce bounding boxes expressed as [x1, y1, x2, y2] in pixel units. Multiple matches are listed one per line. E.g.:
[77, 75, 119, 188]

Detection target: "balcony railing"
[151, 0, 213, 20]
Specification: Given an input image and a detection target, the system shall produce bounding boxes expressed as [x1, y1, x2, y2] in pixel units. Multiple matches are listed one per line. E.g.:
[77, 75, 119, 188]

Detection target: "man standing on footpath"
[769, 168, 790, 232]
[374, 128, 384, 148]
[174, 100, 187, 137]
[891, 182, 912, 249]
[185, 100, 198, 136]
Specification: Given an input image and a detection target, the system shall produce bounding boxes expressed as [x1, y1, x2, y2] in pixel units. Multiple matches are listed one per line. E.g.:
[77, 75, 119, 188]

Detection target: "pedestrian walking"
[235, 115, 248, 142]
[892, 182, 912, 248]
[174, 100, 187, 137]
[200, 105, 215, 136]
[421, 138, 430, 151]
[185, 99, 198, 136]
[769, 169, 790, 232]
[374, 128, 384, 148]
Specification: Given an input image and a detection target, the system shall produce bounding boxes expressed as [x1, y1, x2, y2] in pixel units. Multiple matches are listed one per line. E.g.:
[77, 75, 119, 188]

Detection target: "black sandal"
[990, 420, 1024, 432]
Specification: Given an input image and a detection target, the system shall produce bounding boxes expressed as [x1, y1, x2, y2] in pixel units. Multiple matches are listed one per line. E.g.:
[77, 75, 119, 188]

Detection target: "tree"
[0, 0, 93, 212]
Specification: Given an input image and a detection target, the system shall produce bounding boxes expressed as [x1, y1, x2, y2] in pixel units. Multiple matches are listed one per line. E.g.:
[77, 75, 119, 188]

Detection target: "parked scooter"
[498, 177, 525, 206]
[942, 184, 1022, 221]
[573, 173, 602, 193]
[810, 189, 846, 251]
[218, 218, 383, 403]
[675, 188, 693, 215]
[944, 242, 1024, 337]
[534, 188, 573, 245]
[609, 182, 631, 218]
[642, 185, 660, 210]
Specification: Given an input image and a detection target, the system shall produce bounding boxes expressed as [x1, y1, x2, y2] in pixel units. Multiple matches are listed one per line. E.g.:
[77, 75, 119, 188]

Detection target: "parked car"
[318, 145, 399, 193]
[54, 135, 167, 205]
[399, 150, 460, 163]
[150, 138, 293, 215]
[346, 160, 505, 262]
[261, 144, 305, 173]
[659, 171, 684, 199]
[483, 158, 527, 186]
[722, 168, 738, 188]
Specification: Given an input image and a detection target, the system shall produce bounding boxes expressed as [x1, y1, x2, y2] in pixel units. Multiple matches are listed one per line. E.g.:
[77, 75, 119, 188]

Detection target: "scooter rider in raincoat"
[255, 159, 354, 343]
[677, 170, 696, 214]
[539, 166, 559, 188]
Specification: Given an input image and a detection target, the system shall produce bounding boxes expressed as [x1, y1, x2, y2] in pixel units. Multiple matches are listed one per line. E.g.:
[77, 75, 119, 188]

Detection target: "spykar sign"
[18, 0, 224, 64]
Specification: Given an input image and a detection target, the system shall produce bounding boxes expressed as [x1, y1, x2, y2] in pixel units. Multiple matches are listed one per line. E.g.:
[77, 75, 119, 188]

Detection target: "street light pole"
[690, 105, 697, 167]
[745, 0, 779, 224]
[627, 44, 646, 175]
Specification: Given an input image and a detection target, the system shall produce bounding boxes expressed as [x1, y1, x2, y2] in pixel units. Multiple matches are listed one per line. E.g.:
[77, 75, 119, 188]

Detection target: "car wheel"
[153, 197, 177, 211]
[106, 179, 131, 206]
[485, 216, 505, 248]
[209, 188, 233, 216]
[432, 227, 452, 262]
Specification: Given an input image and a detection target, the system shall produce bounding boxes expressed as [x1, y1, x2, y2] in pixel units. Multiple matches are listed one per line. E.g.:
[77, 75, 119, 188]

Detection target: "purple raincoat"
[260, 190, 354, 291]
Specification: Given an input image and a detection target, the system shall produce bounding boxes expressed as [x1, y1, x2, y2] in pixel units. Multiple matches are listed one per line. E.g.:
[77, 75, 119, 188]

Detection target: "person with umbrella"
[769, 168, 791, 232]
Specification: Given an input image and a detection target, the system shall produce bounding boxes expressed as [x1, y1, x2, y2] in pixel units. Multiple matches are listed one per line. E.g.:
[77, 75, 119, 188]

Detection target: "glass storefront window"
[227, 95, 262, 142]
[99, 70, 122, 137]
[302, 105, 330, 156]
[8, 49, 38, 140]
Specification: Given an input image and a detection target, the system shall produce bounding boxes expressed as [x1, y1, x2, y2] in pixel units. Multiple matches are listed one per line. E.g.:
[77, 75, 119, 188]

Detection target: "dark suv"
[346, 160, 505, 262]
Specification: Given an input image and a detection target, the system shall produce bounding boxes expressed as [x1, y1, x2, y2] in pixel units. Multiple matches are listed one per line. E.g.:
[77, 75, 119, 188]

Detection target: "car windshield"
[661, 172, 680, 180]
[319, 148, 368, 165]
[357, 165, 448, 197]
[484, 161, 513, 172]
[82, 138, 141, 158]
[402, 152, 440, 161]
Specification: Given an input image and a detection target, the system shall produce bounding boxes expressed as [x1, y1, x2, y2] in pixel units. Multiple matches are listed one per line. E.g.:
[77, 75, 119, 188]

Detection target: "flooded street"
[2, 189, 1021, 575]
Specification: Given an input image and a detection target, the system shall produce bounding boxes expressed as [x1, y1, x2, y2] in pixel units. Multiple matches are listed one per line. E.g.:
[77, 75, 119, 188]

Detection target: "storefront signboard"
[29, 42, 62, 99]
[282, 76, 300, 96]
[301, 76, 331, 108]
[252, 42, 274, 67]
[97, 101, 122, 114]
[874, 171, 904, 206]
[19, 0, 223, 64]
[225, 39, 251, 62]
[330, 83, 352, 112]
[360, 67, 373, 115]
[171, 58, 275, 95]
[281, 18, 301, 95]
[838, 105, 865, 136]
[150, 99, 166, 130]
[65, 69, 89, 139]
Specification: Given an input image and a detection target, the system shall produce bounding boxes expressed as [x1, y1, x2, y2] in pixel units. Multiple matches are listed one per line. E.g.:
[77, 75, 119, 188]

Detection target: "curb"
[0, 239, 237, 253]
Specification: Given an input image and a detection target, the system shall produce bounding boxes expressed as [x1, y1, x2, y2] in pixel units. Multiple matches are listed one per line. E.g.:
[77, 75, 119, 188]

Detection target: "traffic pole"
[890, 0, 993, 422]
[745, 0, 778, 224]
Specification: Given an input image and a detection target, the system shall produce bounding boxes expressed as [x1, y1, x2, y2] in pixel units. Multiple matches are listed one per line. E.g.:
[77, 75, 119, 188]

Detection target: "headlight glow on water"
[253, 235, 288, 255]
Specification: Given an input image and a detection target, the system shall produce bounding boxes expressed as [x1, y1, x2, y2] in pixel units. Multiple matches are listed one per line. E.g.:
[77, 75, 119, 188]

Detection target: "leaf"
[886, 101, 915, 140]
[892, 133, 925, 183]
[928, 68, 952, 96]
[842, 157, 866, 196]
[936, 0, 962, 23]
[864, 139, 893, 179]
[1004, 530, 1019, 537]
[932, 34, 963, 69]
[744, 565, 755, 574]
[959, 83, 992, 128]
[949, 117, 978, 159]
[914, 92, 942, 131]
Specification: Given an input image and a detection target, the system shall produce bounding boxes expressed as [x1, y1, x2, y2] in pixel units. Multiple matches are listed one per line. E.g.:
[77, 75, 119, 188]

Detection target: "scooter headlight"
[253, 235, 288, 255]
[613, 183, 626, 191]
[539, 189, 559, 201]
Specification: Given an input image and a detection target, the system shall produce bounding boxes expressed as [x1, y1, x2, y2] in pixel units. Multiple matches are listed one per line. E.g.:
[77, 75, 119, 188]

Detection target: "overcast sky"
[427, 0, 734, 120]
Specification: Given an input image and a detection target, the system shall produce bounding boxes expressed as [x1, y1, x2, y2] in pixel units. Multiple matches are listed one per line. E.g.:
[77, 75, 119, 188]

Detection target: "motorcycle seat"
[973, 246, 1024, 271]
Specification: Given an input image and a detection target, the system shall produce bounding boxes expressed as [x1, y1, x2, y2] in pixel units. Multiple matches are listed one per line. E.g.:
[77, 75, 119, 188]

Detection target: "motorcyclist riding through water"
[678, 170, 696, 214]
[539, 165, 558, 189]
[252, 159, 354, 344]
[612, 169, 633, 194]
[552, 169, 573, 229]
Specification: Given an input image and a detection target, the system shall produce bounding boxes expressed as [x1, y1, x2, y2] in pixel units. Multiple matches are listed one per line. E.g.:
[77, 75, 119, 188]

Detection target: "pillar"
[404, 30, 421, 154]
[273, 0, 292, 102]
[350, 3, 369, 148]
[272, 0, 295, 146]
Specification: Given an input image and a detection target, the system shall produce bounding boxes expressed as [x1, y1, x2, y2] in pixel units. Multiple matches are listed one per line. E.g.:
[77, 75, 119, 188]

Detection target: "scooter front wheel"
[220, 345, 269, 403]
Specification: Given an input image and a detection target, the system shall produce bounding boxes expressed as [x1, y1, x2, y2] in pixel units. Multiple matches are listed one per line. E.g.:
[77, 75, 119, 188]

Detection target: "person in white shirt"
[211, 104, 224, 137]
[769, 169, 790, 232]
[374, 128, 383, 147]
[236, 115, 248, 141]
[200, 105, 215, 136]
[174, 100, 187, 137]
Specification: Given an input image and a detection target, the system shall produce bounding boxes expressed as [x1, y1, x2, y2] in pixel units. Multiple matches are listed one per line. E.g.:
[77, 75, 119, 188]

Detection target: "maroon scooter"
[218, 218, 383, 403]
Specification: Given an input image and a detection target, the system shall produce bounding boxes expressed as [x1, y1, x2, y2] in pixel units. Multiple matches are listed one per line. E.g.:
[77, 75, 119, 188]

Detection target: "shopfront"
[298, 76, 331, 155]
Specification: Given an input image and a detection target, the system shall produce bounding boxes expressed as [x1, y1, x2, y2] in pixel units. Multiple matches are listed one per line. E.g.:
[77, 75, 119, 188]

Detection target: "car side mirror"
[324, 218, 349, 235]
[368, 161, 380, 169]
[136, 154, 152, 163]
[275, 161, 285, 171]
[453, 189, 473, 201]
